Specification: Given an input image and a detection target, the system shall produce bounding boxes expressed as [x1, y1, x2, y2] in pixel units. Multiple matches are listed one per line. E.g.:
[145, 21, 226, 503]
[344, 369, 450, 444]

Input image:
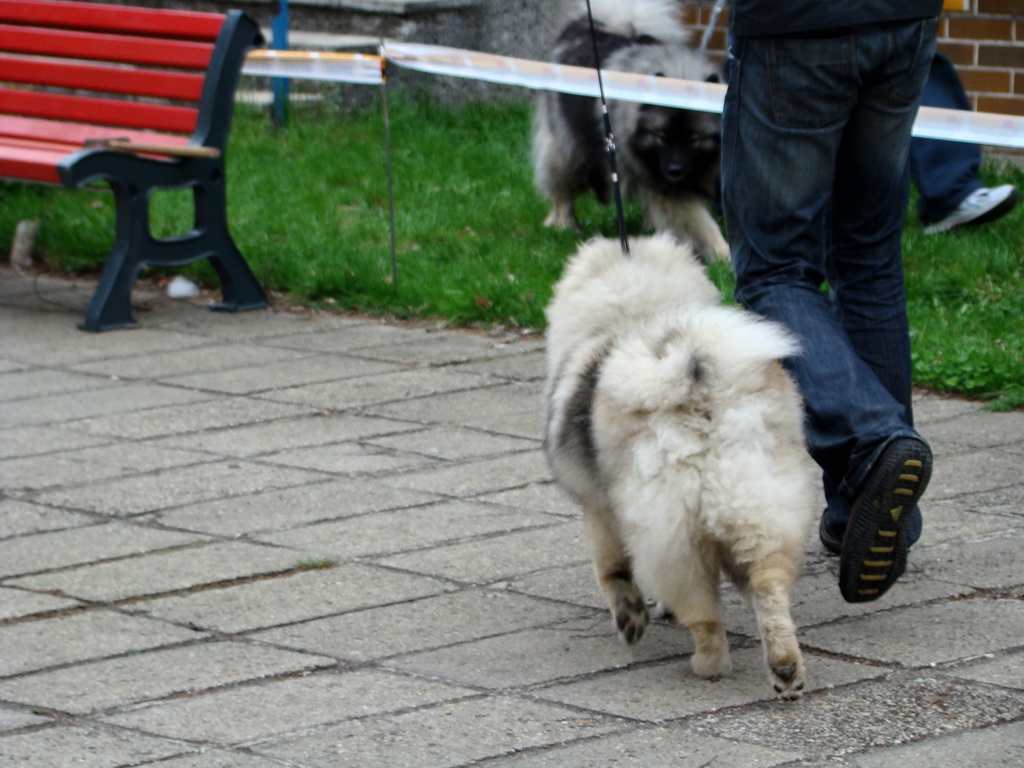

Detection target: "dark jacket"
[729, 0, 943, 37]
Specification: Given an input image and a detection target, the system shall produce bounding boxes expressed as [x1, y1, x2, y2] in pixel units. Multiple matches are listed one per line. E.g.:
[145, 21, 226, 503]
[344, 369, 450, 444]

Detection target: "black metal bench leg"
[79, 183, 147, 332]
[194, 175, 268, 314]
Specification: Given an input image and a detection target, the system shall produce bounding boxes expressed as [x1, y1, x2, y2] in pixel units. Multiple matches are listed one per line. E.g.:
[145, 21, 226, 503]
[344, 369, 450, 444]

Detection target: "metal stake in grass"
[380, 51, 399, 289]
[584, 0, 630, 256]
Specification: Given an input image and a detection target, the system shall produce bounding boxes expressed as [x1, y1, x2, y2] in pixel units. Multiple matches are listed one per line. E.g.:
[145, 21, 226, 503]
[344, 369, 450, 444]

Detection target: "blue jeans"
[721, 20, 937, 541]
[911, 52, 983, 224]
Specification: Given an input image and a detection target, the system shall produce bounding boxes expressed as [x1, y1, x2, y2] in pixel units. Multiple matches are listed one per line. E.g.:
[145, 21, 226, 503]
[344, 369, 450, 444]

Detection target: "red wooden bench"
[0, 0, 267, 331]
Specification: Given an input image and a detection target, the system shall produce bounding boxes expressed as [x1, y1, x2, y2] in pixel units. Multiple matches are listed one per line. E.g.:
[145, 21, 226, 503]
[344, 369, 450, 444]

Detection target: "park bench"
[0, 0, 267, 331]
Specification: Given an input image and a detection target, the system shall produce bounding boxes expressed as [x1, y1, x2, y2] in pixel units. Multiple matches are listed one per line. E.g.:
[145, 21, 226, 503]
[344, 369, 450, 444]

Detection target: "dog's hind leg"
[746, 553, 805, 701]
[658, 564, 732, 680]
[583, 509, 648, 644]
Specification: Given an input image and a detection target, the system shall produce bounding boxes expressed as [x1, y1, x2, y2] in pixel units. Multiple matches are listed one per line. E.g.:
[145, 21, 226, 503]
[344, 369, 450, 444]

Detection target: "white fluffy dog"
[543, 234, 817, 700]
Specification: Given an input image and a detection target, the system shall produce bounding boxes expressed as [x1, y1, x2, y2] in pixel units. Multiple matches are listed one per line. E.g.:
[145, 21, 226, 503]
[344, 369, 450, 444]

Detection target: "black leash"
[584, 0, 630, 256]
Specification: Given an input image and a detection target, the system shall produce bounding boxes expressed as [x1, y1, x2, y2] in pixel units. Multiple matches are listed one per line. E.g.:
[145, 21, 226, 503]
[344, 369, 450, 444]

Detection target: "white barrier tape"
[912, 105, 1024, 149]
[244, 44, 1024, 149]
[382, 41, 728, 113]
[244, 50, 384, 84]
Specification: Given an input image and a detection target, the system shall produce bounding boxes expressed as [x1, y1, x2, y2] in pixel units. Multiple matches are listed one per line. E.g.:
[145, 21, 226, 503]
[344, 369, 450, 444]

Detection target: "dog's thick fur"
[532, 0, 728, 262]
[543, 234, 817, 699]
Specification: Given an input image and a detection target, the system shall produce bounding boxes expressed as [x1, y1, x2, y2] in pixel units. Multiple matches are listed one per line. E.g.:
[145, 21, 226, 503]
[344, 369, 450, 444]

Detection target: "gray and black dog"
[532, 0, 728, 262]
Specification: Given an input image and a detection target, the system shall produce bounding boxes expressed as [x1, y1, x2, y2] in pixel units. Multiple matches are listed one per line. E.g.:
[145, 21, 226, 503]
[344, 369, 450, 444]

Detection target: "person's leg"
[722, 21, 936, 601]
[825, 19, 937, 600]
[821, 20, 938, 563]
[722, 33, 914, 512]
[910, 52, 983, 224]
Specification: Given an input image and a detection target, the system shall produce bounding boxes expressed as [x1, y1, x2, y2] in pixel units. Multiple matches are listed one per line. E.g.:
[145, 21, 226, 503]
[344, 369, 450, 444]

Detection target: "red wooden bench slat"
[0, 0, 223, 40]
[0, 145, 67, 183]
[0, 54, 205, 101]
[0, 25, 215, 69]
[0, 88, 199, 134]
[0, 115, 192, 149]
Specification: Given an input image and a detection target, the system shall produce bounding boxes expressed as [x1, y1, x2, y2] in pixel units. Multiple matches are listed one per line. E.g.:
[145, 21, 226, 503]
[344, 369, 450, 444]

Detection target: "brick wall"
[939, 0, 1023, 117]
[679, 1, 1024, 117]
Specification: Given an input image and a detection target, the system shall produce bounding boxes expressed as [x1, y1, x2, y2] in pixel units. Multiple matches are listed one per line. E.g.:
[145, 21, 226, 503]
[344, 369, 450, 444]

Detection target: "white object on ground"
[167, 275, 202, 298]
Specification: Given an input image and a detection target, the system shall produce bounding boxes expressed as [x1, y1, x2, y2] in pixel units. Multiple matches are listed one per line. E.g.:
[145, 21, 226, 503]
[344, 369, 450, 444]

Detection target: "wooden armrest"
[83, 137, 221, 158]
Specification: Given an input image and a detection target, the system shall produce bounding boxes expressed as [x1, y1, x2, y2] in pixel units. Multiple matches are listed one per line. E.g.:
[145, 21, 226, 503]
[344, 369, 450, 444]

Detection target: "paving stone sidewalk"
[1, 268, 1022, 768]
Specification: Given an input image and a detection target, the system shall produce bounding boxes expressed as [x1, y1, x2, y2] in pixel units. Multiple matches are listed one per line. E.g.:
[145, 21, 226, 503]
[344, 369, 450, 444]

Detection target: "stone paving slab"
[387, 616, 698, 689]
[258, 322, 458, 354]
[0, 609, 206, 677]
[156, 304, 362, 341]
[259, 366, 499, 411]
[150, 411, 424, 458]
[6, 541, 310, 602]
[916, 529, 1024, 590]
[2, 441, 209, 492]
[0, 381, 209, 429]
[0, 315, 213, 367]
[0, 423, 111, 460]
[452, 347, 547, 381]
[147, 752, 288, 768]
[389, 449, 551, 496]
[685, 671, 1024, 757]
[256, 498, 558, 560]
[161, 352, 403, 395]
[535, 648, 881, 722]
[68, 341, 311, 380]
[253, 695, 623, 768]
[0, 724, 190, 767]
[151, 476, 443, 536]
[0, 499, 92, 537]
[260, 439, 441, 475]
[799, 597, 1024, 667]
[0, 367, 113, 400]
[373, 520, 588, 584]
[31, 459, 328, 517]
[0, 521, 201, 578]
[0, 640, 336, 715]
[360, 332, 544, 367]
[851, 720, 1024, 767]
[255, 589, 592, 662]
[0, 587, 82, 622]
[925, 447, 1023, 499]
[128, 563, 450, 634]
[947, 651, 1024, 690]
[367, 424, 539, 460]
[921, 409, 1024, 450]
[364, 380, 546, 439]
[65, 395, 315, 440]
[481, 727, 803, 767]
[1, 268, 1021, 767]
[102, 668, 479, 746]
[0, 706, 48, 734]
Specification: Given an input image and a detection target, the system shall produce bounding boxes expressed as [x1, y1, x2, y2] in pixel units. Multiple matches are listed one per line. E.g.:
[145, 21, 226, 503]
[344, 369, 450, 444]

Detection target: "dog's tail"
[583, 0, 691, 43]
[598, 309, 800, 414]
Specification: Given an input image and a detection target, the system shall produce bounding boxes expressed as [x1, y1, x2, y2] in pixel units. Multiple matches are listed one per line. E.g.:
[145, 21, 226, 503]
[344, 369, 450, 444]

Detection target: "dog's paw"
[769, 658, 805, 701]
[543, 205, 579, 232]
[690, 648, 732, 680]
[611, 586, 649, 645]
[706, 236, 731, 264]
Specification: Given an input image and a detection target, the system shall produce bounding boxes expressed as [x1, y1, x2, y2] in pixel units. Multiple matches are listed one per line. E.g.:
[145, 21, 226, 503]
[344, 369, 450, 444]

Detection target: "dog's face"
[629, 104, 721, 199]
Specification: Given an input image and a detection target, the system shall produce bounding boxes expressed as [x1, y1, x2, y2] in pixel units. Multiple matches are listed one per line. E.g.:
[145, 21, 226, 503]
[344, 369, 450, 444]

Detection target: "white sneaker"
[923, 184, 1018, 234]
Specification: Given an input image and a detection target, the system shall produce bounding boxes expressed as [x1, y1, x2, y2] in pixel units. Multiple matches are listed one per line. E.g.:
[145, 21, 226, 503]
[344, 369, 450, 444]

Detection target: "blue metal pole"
[270, 0, 289, 125]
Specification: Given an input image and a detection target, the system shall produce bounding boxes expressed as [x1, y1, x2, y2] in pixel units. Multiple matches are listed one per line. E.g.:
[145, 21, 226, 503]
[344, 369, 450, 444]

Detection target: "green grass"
[1, 95, 1021, 408]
